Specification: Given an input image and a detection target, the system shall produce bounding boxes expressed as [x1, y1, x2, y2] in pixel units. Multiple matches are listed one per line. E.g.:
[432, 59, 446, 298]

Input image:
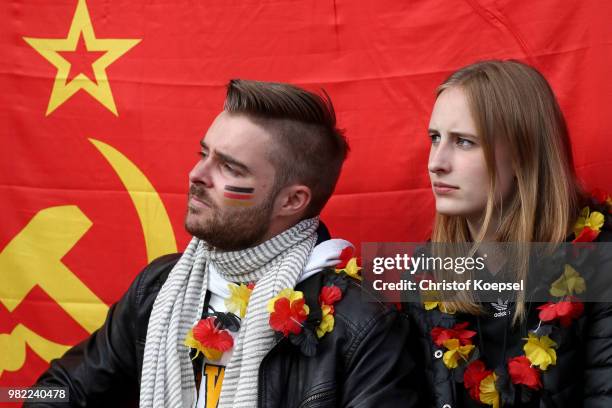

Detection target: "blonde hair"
[430, 60, 584, 319]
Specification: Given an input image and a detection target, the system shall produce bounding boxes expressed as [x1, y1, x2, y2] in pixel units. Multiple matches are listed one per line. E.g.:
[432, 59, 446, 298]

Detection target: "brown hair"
[224, 79, 349, 218]
[431, 60, 584, 319]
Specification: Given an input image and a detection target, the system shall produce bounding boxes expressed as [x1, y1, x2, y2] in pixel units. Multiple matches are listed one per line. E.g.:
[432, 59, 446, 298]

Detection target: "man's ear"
[275, 184, 312, 217]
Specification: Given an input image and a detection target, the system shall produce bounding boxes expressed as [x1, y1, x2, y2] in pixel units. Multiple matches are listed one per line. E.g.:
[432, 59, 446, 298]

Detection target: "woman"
[406, 60, 612, 407]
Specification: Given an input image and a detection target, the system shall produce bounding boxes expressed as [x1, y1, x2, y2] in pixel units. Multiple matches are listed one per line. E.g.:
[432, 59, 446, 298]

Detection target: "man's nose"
[188, 158, 213, 187]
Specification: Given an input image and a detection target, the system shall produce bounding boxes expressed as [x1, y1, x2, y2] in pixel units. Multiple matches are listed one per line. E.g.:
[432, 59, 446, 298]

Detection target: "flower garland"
[183, 282, 254, 361]
[184, 316, 235, 361]
[184, 253, 360, 360]
[268, 288, 311, 337]
[335, 247, 363, 281]
[424, 289, 456, 314]
[267, 269, 350, 356]
[426, 203, 606, 407]
[226, 282, 255, 318]
[317, 284, 343, 338]
[266, 251, 360, 356]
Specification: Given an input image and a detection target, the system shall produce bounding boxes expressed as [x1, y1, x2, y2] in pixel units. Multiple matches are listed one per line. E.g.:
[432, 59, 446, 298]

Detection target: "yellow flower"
[225, 283, 253, 318]
[423, 293, 456, 314]
[550, 264, 586, 297]
[184, 328, 199, 352]
[267, 288, 309, 314]
[425, 301, 456, 314]
[442, 338, 474, 369]
[183, 328, 223, 361]
[479, 373, 500, 408]
[524, 333, 557, 370]
[316, 304, 335, 338]
[573, 207, 604, 237]
[336, 257, 362, 281]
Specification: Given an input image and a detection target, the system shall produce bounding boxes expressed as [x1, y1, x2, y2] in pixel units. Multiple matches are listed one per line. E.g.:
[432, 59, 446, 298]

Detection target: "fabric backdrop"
[1, 0, 611, 390]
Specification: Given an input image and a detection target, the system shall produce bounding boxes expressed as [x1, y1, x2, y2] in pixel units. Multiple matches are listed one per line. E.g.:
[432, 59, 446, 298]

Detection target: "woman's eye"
[429, 133, 441, 144]
[198, 151, 208, 159]
[456, 138, 475, 148]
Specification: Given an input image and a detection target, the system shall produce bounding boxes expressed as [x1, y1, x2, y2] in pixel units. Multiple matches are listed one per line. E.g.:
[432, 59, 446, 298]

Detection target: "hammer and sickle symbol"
[0, 138, 177, 377]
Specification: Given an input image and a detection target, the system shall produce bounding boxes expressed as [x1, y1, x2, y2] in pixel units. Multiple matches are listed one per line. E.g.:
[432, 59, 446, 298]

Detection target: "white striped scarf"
[139, 217, 319, 408]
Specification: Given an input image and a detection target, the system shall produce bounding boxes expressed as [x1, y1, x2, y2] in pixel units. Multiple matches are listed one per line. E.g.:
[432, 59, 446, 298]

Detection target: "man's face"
[185, 112, 278, 250]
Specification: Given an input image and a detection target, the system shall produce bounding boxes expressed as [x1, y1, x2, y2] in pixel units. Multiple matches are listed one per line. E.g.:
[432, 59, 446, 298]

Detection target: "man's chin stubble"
[184, 207, 208, 236]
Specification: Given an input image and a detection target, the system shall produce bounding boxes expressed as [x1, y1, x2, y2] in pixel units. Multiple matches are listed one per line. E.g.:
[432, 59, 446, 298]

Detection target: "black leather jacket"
[404, 225, 612, 408]
[28, 253, 423, 407]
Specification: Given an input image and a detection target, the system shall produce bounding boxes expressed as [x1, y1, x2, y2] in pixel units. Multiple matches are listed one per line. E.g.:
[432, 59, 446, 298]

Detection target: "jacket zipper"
[297, 389, 334, 408]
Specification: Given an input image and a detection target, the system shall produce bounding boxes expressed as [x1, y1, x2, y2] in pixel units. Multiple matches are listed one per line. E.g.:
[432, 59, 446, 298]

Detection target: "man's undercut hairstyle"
[224, 79, 349, 218]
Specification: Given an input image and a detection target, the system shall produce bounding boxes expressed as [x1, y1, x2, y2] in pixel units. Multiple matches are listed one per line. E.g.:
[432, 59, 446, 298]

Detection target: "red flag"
[1, 0, 611, 388]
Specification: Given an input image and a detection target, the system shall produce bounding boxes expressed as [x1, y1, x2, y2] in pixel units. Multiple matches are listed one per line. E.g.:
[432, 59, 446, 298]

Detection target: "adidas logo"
[491, 298, 509, 317]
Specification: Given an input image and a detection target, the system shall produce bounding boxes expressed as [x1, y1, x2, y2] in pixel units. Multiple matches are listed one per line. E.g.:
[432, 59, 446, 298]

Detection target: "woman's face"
[427, 86, 515, 220]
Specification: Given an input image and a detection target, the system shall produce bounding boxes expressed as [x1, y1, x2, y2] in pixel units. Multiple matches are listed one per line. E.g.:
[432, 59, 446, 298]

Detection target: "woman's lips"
[432, 182, 459, 194]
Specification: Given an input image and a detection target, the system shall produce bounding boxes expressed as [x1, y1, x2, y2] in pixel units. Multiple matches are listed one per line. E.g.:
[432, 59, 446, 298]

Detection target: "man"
[29, 80, 421, 407]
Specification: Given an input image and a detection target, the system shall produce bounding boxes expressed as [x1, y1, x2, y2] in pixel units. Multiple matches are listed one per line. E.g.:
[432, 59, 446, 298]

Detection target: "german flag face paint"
[223, 185, 255, 207]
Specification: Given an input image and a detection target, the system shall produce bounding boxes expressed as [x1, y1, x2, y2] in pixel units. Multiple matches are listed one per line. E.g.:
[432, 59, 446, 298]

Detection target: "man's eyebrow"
[216, 151, 251, 173]
[199, 141, 251, 174]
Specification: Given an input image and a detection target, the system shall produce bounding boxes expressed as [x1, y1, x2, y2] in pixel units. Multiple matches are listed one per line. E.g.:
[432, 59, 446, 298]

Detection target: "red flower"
[508, 355, 542, 389]
[431, 322, 476, 347]
[319, 285, 342, 306]
[269, 297, 309, 337]
[537, 299, 584, 327]
[192, 317, 234, 352]
[336, 247, 353, 269]
[464, 360, 491, 400]
[246, 282, 256, 290]
[572, 226, 600, 243]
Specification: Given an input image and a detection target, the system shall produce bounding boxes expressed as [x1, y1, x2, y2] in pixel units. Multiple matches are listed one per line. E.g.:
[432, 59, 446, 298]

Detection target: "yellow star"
[23, 0, 141, 116]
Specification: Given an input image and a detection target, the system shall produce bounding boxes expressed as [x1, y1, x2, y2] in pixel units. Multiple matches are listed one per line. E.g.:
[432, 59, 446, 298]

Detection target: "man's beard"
[184, 184, 275, 251]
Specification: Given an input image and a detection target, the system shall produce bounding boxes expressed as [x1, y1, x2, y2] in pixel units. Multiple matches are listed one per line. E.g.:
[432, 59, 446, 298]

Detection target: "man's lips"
[188, 184, 215, 208]
[189, 194, 212, 208]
